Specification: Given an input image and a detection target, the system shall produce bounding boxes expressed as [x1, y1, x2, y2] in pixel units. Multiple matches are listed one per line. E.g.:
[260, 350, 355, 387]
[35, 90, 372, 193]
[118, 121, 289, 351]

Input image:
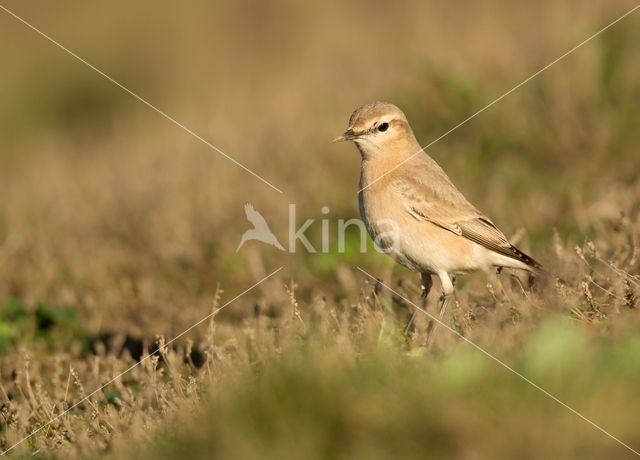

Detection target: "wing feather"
[391, 165, 541, 269]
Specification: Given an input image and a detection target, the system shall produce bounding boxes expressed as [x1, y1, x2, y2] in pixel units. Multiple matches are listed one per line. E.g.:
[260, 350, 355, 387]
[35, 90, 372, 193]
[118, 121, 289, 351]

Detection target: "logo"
[236, 203, 401, 254]
[236, 204, 285, 252]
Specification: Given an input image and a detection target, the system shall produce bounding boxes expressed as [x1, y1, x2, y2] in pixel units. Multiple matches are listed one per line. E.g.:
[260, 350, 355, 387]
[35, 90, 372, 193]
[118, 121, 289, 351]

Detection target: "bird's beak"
[332, 128, 356, 143]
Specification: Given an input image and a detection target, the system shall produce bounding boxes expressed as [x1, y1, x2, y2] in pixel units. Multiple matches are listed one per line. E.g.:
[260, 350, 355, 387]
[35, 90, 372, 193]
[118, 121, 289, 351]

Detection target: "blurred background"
[0, 1, 639, 458]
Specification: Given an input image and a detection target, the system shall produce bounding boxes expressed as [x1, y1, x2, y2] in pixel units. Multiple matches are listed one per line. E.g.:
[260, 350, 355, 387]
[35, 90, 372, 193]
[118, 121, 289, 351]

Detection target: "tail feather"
[510, 245, 543, 272]
[509, 245, 567, 287]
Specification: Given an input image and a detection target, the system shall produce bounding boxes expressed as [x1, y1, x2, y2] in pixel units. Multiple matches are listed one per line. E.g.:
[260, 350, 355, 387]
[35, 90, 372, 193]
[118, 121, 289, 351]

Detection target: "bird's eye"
[377, 122, 389, 132]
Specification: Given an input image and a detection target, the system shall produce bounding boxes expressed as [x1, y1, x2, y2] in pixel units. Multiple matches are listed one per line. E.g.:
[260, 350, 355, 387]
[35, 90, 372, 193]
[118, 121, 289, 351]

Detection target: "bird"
[333, 101, 543, 344]
[236, 203, 285, 252]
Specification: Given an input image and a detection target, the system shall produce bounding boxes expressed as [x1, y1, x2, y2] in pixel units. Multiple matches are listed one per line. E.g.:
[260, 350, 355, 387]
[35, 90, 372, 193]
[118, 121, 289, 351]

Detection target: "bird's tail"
[508, 245, 568, 289]
[513, 246, 568, 290]
[511, 245, 543, 272]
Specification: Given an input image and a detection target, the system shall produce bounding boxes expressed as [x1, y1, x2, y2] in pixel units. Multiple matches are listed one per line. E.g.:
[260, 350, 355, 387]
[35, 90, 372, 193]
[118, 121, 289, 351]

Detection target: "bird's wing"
[456, 217, 541, 268]
[391, 168, 481, 232]
[392, 168, 540, 268]
[244, 203, 269, 227]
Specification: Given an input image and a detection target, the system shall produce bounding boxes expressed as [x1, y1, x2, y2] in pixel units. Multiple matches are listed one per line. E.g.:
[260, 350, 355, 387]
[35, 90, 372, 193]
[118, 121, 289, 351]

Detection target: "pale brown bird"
[334, 101, 543, 343]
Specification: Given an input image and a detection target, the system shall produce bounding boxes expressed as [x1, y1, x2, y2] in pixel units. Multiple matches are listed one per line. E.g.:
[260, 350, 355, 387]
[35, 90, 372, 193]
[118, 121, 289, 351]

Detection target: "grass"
[0, 1, 640, 458]
[138, 320, 640, 460]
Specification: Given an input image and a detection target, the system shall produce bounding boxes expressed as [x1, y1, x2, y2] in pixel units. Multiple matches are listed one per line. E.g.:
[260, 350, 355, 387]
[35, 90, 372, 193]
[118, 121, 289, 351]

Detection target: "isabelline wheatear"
[334, 101, 543, 342]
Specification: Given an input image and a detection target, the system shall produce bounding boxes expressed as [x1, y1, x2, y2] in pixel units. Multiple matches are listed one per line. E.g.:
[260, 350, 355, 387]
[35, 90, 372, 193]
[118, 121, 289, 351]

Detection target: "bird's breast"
[358, 164, 484, 274]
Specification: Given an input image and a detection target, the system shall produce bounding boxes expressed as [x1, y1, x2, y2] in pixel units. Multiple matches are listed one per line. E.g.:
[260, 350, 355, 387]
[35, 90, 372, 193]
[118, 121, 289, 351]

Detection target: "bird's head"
[333, 101, 416, 159]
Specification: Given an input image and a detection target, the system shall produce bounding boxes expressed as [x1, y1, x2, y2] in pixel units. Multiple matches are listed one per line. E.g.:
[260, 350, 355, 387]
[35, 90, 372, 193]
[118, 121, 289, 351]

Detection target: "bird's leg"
[426, 272, 454, 347]
[405, 272, 432, 336]
[425, 294, 451, 347]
